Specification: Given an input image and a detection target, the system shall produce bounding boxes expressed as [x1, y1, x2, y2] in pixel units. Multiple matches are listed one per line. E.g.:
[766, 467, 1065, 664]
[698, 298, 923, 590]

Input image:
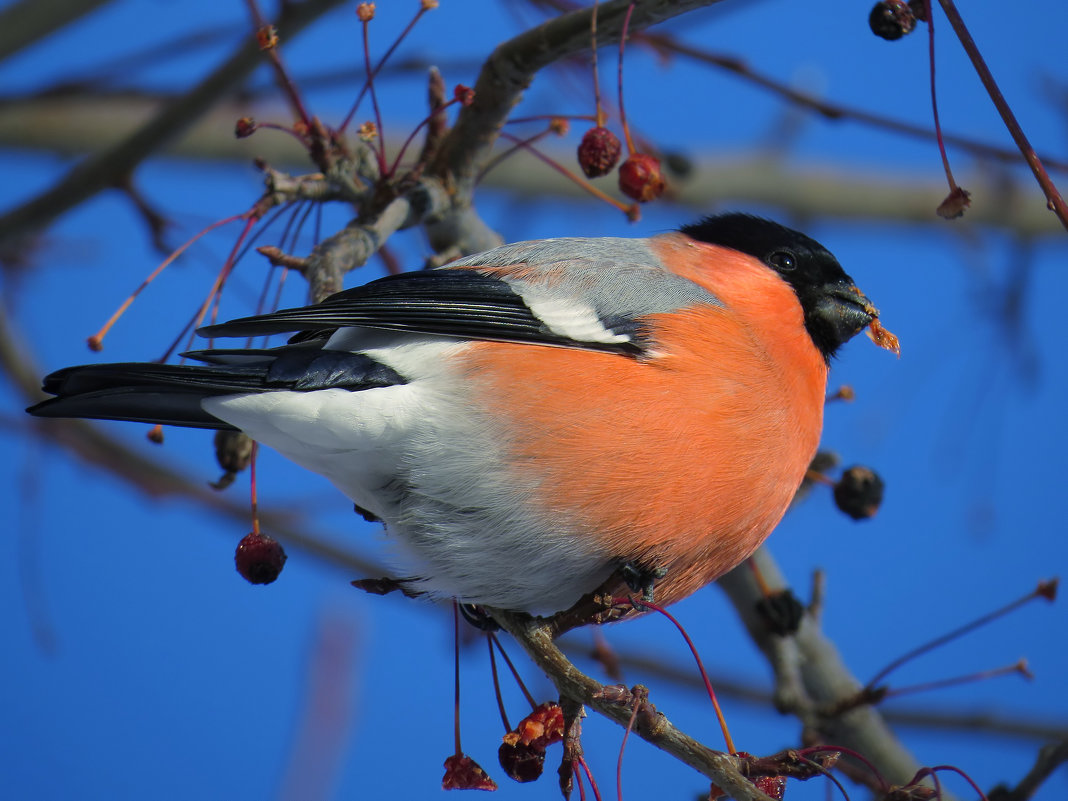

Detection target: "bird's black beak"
[806, 279, 898, 359]
[816, 280, 876, 344]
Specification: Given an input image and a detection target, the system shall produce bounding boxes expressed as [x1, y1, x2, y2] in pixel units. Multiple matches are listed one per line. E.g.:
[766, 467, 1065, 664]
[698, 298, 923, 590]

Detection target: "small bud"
[442, 753, 498, 791]
[1037, 578, 1058, 601]
[234, 117, 257, 138]
[453, 84, 475, 107]
[256, 25, 279, 50]
[833, 465, 885, 520]
[618, 153, 665, 202]
[421, 0, 439, 8]
[146, 424, 164, 445]
[356, 2, 375, 22]
[577, 126, 622, 178]
[549, 117, 569, 136]
[235, 531, 287, 584]
[87, 334, 104, 352]
[358, 120, 378, 141]
[869, 0, 916, 41]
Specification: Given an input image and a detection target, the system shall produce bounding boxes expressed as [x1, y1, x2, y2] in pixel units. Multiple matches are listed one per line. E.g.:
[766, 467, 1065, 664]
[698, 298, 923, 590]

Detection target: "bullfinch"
[28, 213, 890, 615]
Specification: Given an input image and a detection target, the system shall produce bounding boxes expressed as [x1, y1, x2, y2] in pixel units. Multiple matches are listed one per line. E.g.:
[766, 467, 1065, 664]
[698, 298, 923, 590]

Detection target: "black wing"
[198, 269, 643, 354]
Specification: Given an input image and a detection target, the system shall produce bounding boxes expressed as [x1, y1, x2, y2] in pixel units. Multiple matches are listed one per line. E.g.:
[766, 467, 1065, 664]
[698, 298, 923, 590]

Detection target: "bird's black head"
[679, 213, 875, 360]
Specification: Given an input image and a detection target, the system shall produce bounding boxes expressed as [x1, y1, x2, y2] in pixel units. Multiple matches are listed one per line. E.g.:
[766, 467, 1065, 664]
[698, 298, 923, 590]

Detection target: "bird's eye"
[769, 251, 796, 272]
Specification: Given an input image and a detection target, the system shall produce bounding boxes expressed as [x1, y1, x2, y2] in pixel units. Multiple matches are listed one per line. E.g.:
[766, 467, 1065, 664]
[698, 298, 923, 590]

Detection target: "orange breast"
[455, 235, 828, 606]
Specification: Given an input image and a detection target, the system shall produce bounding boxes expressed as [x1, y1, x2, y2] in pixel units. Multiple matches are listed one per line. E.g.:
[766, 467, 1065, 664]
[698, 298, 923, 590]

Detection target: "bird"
[28, 213, 894, 615]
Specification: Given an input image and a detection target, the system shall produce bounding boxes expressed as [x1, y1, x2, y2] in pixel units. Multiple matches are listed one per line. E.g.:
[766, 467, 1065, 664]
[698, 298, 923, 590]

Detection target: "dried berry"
[755, 589, 804, 637]
[235, 531, 287, 584]
[618, 153, 665, 202]
[442, 753, 498, 791]
[869, 1, 916, 40]
[577, 126, 622, 178]
[504, 702, 565, 748]
[753, 775, 787, 800]
[498, 740, 545, 783]
[833, 466, 885, 520]
[937, 185, 972, 219]
[211, 430, 253, 490]
[356, 2, 375, 22]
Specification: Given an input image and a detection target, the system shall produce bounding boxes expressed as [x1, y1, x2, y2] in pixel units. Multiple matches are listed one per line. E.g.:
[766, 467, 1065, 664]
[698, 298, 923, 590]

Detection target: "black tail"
[27, 346, 406, 429]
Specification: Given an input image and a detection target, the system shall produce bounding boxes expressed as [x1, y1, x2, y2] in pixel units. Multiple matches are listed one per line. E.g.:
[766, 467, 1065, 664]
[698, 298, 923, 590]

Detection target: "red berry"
[234, 531, 287, 584]
[577, 126, 622, 178]
[618, 153, 665, 202]
[833, 466, 885, 520]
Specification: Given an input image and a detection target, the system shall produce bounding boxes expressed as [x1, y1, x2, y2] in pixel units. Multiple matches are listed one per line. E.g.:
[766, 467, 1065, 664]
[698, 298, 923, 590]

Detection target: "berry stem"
[867, 582, 1054, 689]
[486, 634, 512, 732]
[590, 0, 605, 128]
[244, 0, 313, 129]
[636, 598, 736, 754]
[490, 632, 537, 710]
[935, 0, 1068, 230]
[361, 15, 388, 175]
[249, 441, 261, 536]
[388, 96, 461, 176]
[924, 0, 959, 194]
[495, 131, 638, 219]
[339, 4, 430, 133]
[452, 601, 463, 755]
[578, 757, 603, 801]
[615, 687, 643, 801]
[881, 658, 1031, 700]
[616, 2, 637, 155]
[88, 213, 245, 351]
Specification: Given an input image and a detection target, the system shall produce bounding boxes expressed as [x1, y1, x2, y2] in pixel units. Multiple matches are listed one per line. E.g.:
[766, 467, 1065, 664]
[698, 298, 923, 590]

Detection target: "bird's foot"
[458, 603, 500, 632]
[621, 562, 668, 610]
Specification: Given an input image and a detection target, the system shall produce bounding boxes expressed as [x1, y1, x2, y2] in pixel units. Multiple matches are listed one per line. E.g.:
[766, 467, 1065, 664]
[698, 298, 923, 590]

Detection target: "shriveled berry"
[755, 588, 804, 636]
[753, 775, 787, 800]
[235, 531, 287, 584]
[937, 186, 972, 219]
[211, 430, 253, 490]
[869, 0, 916, 40]
[498, 740, 545, 783]
[442, 753, 498, 791]
[577, 126, 622, 178]
[618, 153, 665, 202]
[833, 466, 885, 520]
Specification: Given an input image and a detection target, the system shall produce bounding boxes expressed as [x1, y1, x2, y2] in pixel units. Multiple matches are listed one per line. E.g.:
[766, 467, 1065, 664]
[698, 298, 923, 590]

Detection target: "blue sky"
[2, 1, 1066, 799]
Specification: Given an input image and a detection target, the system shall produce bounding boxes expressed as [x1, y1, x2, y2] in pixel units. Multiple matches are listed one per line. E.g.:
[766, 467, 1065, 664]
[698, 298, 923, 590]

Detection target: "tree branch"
[0, 0, 346, 252]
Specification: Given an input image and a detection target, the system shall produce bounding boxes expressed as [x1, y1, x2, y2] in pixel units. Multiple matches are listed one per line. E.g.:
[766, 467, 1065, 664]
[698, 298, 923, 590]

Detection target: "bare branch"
[717, 548, 926, 790]
[0, 0, 347, 252]
[0, 0, 114, 61]
[430, 0, 726, 199]
[487, 607, 778, 801]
